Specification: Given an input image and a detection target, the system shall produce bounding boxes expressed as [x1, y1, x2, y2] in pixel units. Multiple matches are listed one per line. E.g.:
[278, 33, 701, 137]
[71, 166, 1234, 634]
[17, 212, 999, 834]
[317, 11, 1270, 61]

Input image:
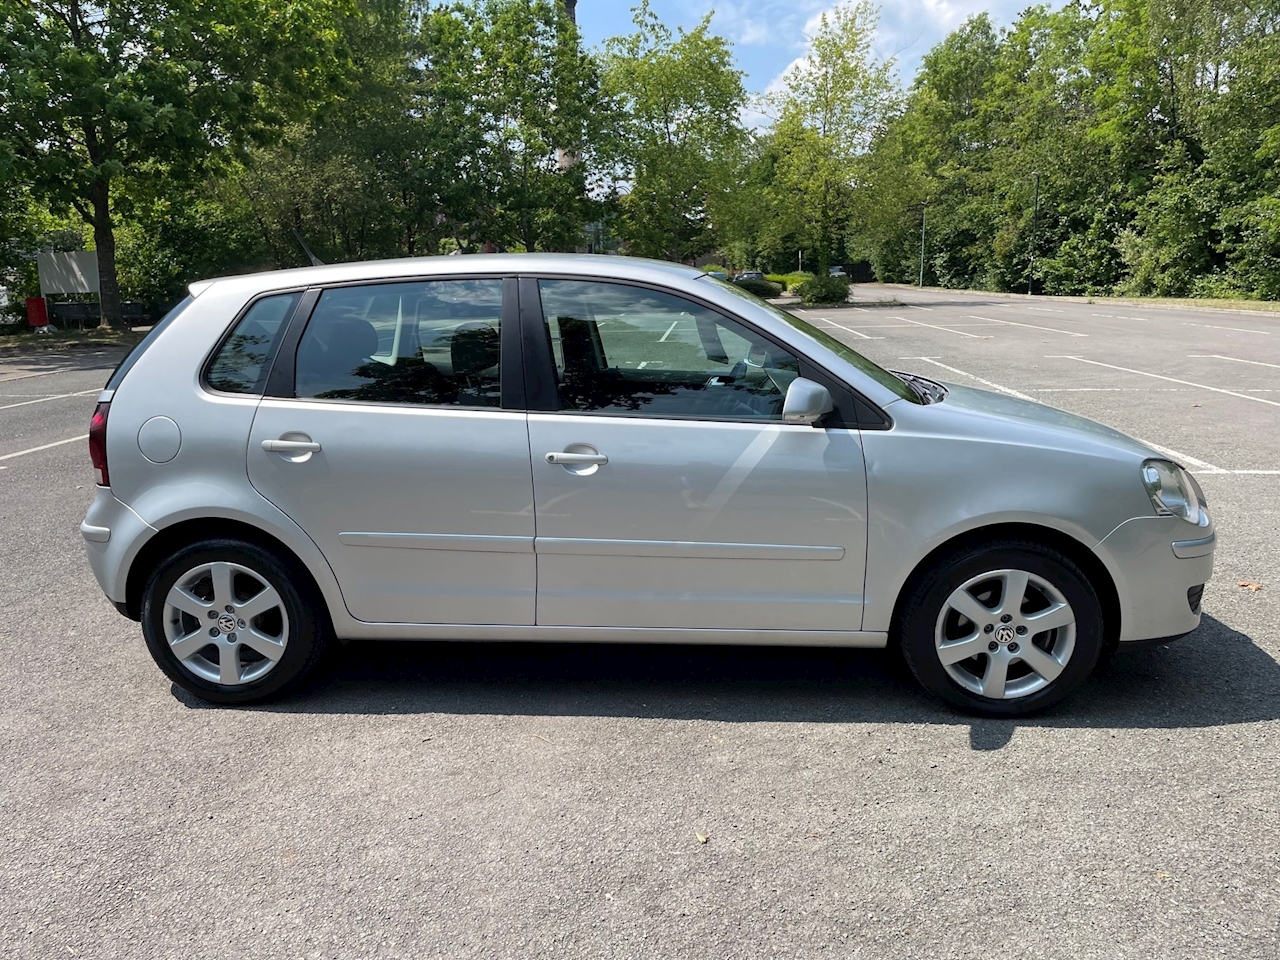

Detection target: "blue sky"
[575, 0, 1033, 100]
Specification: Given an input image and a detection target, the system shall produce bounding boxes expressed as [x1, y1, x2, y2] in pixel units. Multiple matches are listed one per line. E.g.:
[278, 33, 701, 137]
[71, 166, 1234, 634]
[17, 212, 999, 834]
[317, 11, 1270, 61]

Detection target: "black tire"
[897, 539, 1104, 717]
[141, 538, 330, 705]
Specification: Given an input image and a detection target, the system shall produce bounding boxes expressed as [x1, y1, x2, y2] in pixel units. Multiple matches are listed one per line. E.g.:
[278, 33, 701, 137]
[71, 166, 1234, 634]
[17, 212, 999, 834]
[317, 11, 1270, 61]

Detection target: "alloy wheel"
[162, 561, 290, 685]
[933, 568, 1076, 700]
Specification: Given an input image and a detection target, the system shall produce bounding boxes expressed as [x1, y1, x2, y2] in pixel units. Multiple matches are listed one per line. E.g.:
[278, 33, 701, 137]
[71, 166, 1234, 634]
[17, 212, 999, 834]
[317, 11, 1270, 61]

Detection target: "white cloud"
[743, 0, 1034, 103]
[737, 20, 772, 46]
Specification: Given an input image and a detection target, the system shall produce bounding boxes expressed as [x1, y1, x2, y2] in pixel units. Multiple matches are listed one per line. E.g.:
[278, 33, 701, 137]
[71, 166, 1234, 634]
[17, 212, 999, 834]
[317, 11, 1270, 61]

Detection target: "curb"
[872, 283, 1280, 319]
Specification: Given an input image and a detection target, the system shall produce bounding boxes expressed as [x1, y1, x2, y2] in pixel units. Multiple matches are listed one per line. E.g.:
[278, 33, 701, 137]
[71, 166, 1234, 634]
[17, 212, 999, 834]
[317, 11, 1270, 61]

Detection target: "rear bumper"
[81, 486, 156, 608]
[1097, 509, 1215, 644]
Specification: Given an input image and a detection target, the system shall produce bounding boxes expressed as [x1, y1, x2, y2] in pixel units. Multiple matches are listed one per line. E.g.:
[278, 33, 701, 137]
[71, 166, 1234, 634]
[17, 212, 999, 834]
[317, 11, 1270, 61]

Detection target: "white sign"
[37, 251, 100, 297]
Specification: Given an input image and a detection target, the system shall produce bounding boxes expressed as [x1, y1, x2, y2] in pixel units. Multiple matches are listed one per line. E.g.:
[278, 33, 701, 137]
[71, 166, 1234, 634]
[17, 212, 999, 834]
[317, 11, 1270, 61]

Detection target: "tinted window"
[206, 293, 299, 394]
[295, 279, 502, 406]
[539, 279, 800, 420]
[702, 276, 922, 404]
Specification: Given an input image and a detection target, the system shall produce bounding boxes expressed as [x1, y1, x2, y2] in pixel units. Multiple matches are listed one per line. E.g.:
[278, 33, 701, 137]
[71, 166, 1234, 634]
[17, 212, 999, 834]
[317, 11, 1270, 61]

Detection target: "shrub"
[734, 278, 784, 298]
[765, 273, 790, 291]
[795, 275, 851, 305]
[778, 271, 814, 289]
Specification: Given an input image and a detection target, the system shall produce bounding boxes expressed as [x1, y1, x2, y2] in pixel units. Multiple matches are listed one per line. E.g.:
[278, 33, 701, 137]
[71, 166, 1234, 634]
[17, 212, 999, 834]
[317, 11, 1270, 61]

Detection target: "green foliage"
[733, 278, 783, 298]
[4, 0, 1277, 304]
[765, 1, 898, 273]
[766, 271, 815, 291]
[795, 275, 851, 305]
[601, 1, 748, 262]
[856, 0, 1280, 299]
[0, 0, 358, 324]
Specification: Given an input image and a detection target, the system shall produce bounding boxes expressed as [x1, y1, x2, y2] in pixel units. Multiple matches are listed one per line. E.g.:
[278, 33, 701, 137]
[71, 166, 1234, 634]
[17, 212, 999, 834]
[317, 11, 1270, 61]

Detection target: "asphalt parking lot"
[1, 285, 1277, 959]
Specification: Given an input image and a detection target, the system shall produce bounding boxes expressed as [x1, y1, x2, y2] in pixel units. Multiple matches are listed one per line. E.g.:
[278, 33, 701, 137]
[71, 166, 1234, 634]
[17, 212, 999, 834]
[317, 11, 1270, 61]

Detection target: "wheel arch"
[124, 517, 333, 623]
[887, 522, 1121, 650]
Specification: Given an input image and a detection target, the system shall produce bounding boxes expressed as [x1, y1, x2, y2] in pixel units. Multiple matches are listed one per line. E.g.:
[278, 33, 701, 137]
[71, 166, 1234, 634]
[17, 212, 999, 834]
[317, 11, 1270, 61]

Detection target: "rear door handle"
[545, 451, 608, 466]
[262, 439, 322, 453]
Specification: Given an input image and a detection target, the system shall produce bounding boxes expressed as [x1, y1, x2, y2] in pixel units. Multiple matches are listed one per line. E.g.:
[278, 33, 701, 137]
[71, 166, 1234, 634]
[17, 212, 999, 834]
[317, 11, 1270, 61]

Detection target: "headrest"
[451, 322, 499, 377]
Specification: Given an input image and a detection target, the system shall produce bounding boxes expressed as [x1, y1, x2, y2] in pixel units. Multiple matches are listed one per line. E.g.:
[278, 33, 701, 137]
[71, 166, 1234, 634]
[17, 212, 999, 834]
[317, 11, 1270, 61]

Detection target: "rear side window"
[105, 296, 193, 390]
[206, 293, 300, 394]
[294, 279, 503, 406]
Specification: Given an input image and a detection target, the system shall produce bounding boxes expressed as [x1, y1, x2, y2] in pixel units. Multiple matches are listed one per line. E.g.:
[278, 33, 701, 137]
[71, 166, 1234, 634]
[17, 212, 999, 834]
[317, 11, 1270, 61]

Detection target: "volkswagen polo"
[81, 255, 1215, 715]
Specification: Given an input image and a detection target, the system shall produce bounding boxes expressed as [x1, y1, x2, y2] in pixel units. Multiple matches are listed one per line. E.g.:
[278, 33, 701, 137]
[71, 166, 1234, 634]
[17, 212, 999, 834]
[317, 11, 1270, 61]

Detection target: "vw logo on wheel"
[217, 613, 237, 634]
[994, 624, 1016, 645]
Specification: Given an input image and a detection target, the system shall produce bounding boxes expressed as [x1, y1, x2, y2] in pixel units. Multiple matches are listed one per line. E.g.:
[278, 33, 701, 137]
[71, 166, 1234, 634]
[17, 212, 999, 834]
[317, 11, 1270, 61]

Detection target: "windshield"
[701, 277, 922, 404]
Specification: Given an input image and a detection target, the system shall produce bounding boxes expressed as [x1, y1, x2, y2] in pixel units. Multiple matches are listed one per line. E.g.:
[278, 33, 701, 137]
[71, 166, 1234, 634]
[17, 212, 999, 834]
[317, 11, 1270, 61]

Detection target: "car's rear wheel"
[141, 539, 329, 704]
[898, 540, 1104, 717]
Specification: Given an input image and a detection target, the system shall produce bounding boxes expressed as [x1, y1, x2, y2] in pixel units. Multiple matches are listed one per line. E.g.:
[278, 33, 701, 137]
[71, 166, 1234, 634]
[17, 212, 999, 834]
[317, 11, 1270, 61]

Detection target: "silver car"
[81, 255, 1215, 716]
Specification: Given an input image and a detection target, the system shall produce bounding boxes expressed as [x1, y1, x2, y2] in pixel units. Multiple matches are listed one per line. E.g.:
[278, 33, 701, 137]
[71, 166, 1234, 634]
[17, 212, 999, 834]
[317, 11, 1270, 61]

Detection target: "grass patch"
[0, 323, 144, 353]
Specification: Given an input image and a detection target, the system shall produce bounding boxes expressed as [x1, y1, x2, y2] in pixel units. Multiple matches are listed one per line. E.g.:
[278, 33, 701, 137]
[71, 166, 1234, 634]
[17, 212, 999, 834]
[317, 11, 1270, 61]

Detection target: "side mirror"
[782, 377, 834, 425]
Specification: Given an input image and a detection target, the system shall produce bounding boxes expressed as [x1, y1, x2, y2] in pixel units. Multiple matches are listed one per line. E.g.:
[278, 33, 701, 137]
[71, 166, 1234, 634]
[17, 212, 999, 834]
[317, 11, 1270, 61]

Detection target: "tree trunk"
[89, 179, 125, 330]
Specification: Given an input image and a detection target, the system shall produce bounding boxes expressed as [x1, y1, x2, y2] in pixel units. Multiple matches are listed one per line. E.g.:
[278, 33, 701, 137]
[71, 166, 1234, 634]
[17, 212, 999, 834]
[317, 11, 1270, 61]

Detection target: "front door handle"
[262, 439, 322, 454]
[545, 451, 608, 466]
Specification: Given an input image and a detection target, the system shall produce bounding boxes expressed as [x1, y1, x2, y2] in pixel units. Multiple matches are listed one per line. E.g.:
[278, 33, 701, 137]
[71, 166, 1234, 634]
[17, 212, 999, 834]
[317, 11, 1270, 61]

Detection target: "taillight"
[89, 401, 110, 486]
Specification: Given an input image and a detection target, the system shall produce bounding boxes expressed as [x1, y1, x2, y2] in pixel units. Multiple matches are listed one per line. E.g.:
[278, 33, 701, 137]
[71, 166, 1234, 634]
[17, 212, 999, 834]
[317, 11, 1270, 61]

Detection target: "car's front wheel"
[898, 540, 1104, 717]
[141, 538, 329, 704]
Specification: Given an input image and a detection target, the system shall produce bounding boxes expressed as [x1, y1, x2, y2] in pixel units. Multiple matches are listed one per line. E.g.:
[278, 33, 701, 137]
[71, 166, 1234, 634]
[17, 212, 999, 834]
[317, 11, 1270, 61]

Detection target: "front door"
[525, 278, 868, 631]
[247, 277, 535, 625]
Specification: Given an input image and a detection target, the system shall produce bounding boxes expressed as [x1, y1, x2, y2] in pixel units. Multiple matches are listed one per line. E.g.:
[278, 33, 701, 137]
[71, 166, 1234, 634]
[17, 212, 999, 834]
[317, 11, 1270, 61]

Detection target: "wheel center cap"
[994, 624, 1016, 645]
[216, 613, 237, 634]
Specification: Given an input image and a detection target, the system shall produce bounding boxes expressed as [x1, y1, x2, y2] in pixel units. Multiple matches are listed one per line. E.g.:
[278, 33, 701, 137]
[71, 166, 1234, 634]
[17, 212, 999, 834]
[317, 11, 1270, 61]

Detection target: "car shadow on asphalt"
[0, 347, 126, 377]
[174, 614, 1279, 750]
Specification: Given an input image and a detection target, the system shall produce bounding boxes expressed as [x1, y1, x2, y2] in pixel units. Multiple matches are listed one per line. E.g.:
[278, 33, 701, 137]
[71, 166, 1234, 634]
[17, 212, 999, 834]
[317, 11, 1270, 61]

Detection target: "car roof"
[189, 253, 706, 299]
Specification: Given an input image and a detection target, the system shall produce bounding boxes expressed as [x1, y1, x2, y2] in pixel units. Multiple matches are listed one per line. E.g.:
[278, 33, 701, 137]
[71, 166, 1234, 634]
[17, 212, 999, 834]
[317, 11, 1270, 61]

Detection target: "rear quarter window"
[206, 293, 301, 394]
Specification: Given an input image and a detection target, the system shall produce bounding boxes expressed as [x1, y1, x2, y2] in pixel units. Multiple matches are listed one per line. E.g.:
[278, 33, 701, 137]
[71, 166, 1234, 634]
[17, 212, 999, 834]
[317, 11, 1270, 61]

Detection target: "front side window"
[295, 279, 503, 406]
[539, 279, 800, 420]
[206, 293, 300, 395]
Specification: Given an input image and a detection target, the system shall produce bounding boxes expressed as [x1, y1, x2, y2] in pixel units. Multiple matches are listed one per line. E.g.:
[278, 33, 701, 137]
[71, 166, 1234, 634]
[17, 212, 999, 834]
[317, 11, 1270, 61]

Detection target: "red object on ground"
[26, 297, 49, 327]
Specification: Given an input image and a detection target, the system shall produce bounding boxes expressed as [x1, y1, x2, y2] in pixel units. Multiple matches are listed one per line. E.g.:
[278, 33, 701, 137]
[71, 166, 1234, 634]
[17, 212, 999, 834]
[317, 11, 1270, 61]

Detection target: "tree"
[0, 0, 356, 326]
[602, 1, 748, 262]
[767, 0, 897, 271]
[473, 0, 611, 253]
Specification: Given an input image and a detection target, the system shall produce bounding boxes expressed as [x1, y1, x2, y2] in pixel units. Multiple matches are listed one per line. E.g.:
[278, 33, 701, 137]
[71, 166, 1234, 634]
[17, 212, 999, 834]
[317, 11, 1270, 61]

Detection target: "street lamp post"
[1028, 171, 1040, 296]
[919, 203, 927, 288]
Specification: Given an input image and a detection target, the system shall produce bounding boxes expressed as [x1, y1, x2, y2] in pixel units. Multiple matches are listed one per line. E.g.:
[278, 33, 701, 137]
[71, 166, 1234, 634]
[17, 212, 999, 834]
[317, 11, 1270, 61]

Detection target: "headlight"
[1141, 459, 1200, 522]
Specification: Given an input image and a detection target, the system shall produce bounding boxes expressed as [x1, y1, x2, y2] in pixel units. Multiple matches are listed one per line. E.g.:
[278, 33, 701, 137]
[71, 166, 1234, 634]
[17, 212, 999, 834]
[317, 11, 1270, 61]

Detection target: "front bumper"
[80, 486, 157, 607]
[1097, 508, 1215, 643]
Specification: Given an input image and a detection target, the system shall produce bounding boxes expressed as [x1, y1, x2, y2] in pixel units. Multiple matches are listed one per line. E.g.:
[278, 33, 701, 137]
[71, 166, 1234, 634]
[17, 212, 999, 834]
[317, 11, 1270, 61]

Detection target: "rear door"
[247, 276, 536, 625]
[523, 277, 869, 632]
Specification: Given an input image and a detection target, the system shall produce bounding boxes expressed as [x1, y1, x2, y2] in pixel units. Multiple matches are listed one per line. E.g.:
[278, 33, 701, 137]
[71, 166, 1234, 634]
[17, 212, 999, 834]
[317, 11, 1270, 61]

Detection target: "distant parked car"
[82, 254, 1214, 716]
[736, 271, 766, 282]
[829, 266, 848, 278]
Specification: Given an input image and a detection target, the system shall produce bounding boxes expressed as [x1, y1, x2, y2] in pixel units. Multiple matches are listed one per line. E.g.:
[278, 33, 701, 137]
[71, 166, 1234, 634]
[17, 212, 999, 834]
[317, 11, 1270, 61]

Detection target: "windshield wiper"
[890, 370, 947, 404]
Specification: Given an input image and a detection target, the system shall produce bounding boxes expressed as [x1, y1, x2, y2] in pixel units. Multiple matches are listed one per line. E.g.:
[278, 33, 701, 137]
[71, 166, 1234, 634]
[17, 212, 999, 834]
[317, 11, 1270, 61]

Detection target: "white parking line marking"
[0, 388, 101, 412]
[905, 305, 934, 311]
[1091, 313, 1152, 321]
[1136, 441, 1222, 472]
[890, 317, 990, 339]
[1048, 357, 1280, 408]
[1188, 354, 1280, 369]
[659, 320, 680, 342]
[0, 434, 89, 461]
[966, 315, 1087, 337]
[1024, 307, 1066, 314]
[1183, 322, 1270, 335]
[0, 367, 114, 384]
[817, 319, 883, 340]
[897, 357, 1040, 402]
